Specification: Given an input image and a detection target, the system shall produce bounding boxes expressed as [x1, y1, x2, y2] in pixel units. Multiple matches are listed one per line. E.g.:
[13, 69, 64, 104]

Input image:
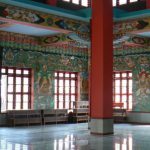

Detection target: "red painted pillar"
[146, 0, 150, 9]
[90, 0, 113, 134]
[46, 0, 57, 6]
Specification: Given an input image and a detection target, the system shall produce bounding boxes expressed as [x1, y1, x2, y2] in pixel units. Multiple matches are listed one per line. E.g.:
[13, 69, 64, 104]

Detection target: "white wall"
[127, 112, 150, 124]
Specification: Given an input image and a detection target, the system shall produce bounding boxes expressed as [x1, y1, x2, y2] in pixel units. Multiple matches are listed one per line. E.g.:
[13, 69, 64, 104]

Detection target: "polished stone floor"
[0, 123, 150, 150]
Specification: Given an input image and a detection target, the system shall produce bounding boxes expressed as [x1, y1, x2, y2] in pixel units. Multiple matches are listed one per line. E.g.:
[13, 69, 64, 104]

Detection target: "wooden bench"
[7, 110, 29, 126]
[56, 109, 68, 123]
[43, 109, 68, 124]
[28, 110, 42, 125]
[43, 109, 57, 125]
[7, 110, 42, 126]
[73, 108, 89, 123]
[113, 103, 127, 123]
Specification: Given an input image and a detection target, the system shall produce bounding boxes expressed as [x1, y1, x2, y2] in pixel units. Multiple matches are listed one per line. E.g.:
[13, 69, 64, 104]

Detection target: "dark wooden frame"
[113, 71, 132, 110]
[1, 66, 32, 111]
[54, 71, 78, 109]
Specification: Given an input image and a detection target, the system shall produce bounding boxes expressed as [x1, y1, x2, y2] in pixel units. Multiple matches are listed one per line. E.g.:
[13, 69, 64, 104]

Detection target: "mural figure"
[38, 76, 51, 94]
[136, 71, 148, 96]
[81, 78, 88, 94]
[37, 65, 52, 95]
[125, 57, 135, 69]
[146, 73, 150, 94]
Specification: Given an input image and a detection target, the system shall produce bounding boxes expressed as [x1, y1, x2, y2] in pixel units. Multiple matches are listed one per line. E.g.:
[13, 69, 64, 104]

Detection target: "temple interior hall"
[1, 0, 150, 149]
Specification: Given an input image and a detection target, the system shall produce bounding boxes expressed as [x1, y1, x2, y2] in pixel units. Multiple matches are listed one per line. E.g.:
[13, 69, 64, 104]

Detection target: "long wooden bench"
[28, 110, 42, 125]
[7, 110, 29, 126]
[43, 109, 57, 125]
[7, 110, 42, 126]
[43, 109, 68, 125]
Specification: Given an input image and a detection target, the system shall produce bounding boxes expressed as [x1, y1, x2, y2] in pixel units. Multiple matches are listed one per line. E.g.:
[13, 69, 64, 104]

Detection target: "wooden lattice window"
[113, 71, 132, 110]
[54, 71, 78, 109]
[1, 67, 32, 112]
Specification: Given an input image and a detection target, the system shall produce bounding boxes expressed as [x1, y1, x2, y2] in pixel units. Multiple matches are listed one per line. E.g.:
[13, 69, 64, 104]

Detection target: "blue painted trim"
[114, 9, 150, 21]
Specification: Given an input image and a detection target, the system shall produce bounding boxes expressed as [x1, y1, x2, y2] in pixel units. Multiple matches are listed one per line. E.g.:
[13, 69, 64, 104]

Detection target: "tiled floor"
[0, 123, 150, 150]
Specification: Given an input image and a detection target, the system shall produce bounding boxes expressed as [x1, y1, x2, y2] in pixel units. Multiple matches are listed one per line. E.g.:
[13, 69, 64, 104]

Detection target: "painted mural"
[2, 47, 88, 109]
[41, 33, 90, 47]
[80, 72, 89, 101]
[114, 52, 150, 112]
[0, 3, 90, 35]
[114, 18, 150, 40]
[0, 31, 89, 57]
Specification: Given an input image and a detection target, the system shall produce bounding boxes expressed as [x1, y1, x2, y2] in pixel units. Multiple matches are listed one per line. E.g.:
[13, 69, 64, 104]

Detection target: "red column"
[146, 0, 150, 9]
[46, 0, 57, 6]
[90, 0, 113, 134]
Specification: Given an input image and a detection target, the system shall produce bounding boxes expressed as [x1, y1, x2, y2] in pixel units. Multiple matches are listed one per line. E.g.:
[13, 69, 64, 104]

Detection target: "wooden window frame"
[54, 71, 78, 109]
[1, 67, 32, 111]
[113, 71, 132, 110]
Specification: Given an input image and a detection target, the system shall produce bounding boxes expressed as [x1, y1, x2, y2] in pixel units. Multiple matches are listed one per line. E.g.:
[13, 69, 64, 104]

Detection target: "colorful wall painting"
[114, 52, 150, 112]
[0, 3, 90, 35]
[41, 33, 90, 47]
[0, 31, 89, 58]
[114, 18, 150, 40]
[80, 72, 89, 101]
[2, 47, 88, 109]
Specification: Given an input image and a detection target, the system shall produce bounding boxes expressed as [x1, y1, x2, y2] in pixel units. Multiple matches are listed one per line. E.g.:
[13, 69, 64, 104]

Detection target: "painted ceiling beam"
[0, 0, 91, 22]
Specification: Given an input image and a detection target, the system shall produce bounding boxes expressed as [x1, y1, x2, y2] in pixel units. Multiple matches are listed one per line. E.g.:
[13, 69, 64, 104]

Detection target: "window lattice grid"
[1, 67, 32, 111]
[113, 71, 132, 110]
[54, 72, 78, 109]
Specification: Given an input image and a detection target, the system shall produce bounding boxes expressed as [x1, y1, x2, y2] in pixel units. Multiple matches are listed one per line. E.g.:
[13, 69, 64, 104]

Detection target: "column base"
[90, 118, 113, 135]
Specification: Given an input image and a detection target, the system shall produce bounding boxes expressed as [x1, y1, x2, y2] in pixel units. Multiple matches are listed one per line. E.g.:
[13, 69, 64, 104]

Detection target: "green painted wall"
[2, 47, 88, 109]
[114, 53, 150, 112]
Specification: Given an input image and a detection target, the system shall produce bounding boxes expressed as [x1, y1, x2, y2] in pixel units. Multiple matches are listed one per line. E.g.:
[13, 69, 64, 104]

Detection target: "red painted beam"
[46, 0, 57, 6]
[146, 0, 150, 9]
